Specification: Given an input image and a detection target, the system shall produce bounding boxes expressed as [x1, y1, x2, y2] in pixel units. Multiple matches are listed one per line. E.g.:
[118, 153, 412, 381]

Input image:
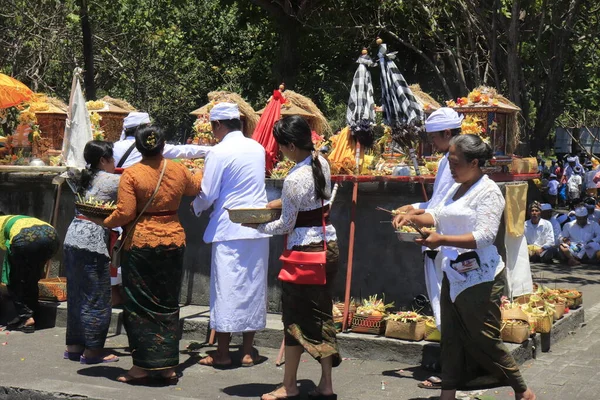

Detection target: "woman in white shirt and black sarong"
[397, 134, 536, 400]
[249, 116, 340, 400]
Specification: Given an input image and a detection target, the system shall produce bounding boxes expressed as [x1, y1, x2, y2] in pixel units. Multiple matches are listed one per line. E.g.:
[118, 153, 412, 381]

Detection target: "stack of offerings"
[351, 295, 394, 335]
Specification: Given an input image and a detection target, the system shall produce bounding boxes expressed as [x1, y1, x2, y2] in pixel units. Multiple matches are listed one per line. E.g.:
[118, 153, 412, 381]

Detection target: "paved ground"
[0, 261, 598, 399]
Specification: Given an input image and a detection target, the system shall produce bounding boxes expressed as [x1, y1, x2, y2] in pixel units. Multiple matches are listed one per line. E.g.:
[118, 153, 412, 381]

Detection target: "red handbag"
[278, 202, 327, 285]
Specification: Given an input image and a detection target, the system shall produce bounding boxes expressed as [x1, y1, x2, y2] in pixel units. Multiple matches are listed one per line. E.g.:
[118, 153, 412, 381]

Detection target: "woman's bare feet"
[516, 388, 536, 400]
[83, 348, 118, 362]
[261, 385, 300, 400]
[117, 366, 148, 383]
[198, 352, 232, 367]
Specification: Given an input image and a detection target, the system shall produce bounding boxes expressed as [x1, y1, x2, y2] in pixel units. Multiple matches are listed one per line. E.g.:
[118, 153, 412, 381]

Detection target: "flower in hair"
[146, 132, 157, 147]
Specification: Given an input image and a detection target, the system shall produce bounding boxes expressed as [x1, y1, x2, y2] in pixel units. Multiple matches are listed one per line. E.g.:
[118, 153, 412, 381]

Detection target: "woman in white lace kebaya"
[397, 135, 535, 400]
[252, 116, 339, 400]
[63, 141, 120, 364]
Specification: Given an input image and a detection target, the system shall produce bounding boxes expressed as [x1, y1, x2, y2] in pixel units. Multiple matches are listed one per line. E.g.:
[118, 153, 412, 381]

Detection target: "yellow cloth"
[527, 244, 542, 257]
[504, 182, 527, 237]
[0, 215, 51, 250]
[329, 126, 355, 165]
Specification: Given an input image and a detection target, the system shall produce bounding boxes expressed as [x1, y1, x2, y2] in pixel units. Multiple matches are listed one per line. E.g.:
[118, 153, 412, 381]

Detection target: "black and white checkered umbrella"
[346, 54, 376, 127]
[377, 43, 424, 126]
[346, 53, 376, 147]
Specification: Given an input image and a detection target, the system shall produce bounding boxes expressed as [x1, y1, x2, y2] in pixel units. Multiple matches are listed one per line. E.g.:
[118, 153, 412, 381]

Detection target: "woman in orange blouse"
[103, 126, 202, 385]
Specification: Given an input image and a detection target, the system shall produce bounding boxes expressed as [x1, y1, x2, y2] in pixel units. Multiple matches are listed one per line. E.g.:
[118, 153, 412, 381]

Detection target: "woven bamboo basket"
[333, 302, 355, 327]
[75, 203, 116, 219]
[385, 319, 425, 341]
[552, 303, 566, 321]
[501, 321, 530, 344]
[501, 307, 529, 321]
[226, 208, 282, 224]
[351, 315, 386, 335]
[563, 292, 583, 308]
[529, 313, 553, 334]
[38, 277, 67, 301]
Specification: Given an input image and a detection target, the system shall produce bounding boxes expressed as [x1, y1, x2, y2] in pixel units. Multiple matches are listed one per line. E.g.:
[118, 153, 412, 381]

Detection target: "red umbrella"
[252, 89, 285, 172]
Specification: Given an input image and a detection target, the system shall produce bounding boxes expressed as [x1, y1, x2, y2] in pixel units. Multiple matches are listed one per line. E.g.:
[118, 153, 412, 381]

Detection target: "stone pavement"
[478, 301, 600, 400]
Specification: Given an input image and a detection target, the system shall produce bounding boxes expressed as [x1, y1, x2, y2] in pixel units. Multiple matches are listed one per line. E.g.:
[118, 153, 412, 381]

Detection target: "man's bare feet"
[198, 353, 232, 367]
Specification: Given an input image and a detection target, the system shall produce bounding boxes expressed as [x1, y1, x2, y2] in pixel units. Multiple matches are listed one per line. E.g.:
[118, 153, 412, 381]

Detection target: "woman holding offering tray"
[246, 115, 340, 400]
[396, 134, 536, 400]
[64, 140, 120, 364]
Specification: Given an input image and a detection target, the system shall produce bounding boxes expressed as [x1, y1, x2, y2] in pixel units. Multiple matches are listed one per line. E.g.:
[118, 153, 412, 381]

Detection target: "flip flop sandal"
[308, 390, 337, 400]
[117, 374, 152, 386]
[198, 356, 233, 369]
[262, 391, 301, 400]
[242, 352, 266, 367]
[63, 350, 84, 361]
[157, 371, 182, 386]
[80, 354, 120, 364]
[417, 376, 442, 390]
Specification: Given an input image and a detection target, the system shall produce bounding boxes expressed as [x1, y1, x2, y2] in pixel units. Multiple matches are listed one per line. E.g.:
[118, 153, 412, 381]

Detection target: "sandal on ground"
[308, 389, 337, 400]
[198, 355, 233, 369]
[417, 376, 442, 390]
[63, 350, 84, 361]
[262, 390, 301, 400]
[80, 354, 119, 364]
[117, 373, 152, 386]
[242, 350, 265, 367]
[158, 371, 181, 386]
[7, 322, 34, 333]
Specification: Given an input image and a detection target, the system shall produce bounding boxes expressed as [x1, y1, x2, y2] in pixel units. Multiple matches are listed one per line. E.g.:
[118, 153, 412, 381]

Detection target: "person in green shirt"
[0, 211, 59, 333]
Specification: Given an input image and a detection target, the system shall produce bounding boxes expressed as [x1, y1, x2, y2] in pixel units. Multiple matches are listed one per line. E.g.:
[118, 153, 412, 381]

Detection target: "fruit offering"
[356, 295, 394, 317]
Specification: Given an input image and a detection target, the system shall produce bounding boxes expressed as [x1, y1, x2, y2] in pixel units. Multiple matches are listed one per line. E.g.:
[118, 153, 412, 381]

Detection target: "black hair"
[123, 123, 150, 138]
[80, 140, 114, 193]
[273, 115, 330, 201]
[135, 125, 165, 157]
[431, 128, 461, 137]
[216, 119, 243, 132]
[449, 134, 493, 167]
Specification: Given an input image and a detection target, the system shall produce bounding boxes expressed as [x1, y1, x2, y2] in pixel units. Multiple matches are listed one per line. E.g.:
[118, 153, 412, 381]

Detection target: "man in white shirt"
[113, 111, 211, 168]
[192, 103, 270, 368]
[567, 165, 583, 207]
[525, 202, 556, 263]
[559, 206, 600, 266]
[546, 173, 559, 207]
[584, 197, 600, 224]
[392, 108, 462, 332]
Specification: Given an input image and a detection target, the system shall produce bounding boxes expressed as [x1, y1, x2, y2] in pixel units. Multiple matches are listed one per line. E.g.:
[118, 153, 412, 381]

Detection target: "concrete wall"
[0, 172, 432, 312]
[0, 172, 540, 313]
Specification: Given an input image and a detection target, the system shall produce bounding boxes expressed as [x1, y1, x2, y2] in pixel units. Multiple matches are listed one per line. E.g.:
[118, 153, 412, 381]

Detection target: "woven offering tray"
[226, 208, 282, 224]
[75, 202, 116, 218]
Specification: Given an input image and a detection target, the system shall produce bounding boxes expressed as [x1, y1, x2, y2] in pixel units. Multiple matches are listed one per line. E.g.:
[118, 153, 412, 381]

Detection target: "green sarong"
[1, 216, 28, 285]
[122, 245, 184, 370]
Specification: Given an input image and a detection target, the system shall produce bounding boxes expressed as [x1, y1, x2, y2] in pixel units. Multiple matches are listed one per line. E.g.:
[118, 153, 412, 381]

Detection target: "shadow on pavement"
[77, 365, 128, 381]
[222, 379, 315, 398]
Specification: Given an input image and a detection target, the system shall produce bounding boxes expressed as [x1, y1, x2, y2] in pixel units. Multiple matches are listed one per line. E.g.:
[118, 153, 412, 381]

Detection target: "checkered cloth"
[378, 44, 424, 125]
[346, 55, 376, 127]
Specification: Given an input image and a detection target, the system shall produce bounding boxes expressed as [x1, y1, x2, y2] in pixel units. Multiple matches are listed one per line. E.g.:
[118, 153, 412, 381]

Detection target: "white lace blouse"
[64, 171, 120, 257]
[258, 155, 337, 249]
[427, 175, 505, 302]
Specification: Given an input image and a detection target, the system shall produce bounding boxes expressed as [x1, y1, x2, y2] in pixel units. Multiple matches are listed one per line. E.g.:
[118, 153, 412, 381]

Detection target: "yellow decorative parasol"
[0, 73, 34, 109]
